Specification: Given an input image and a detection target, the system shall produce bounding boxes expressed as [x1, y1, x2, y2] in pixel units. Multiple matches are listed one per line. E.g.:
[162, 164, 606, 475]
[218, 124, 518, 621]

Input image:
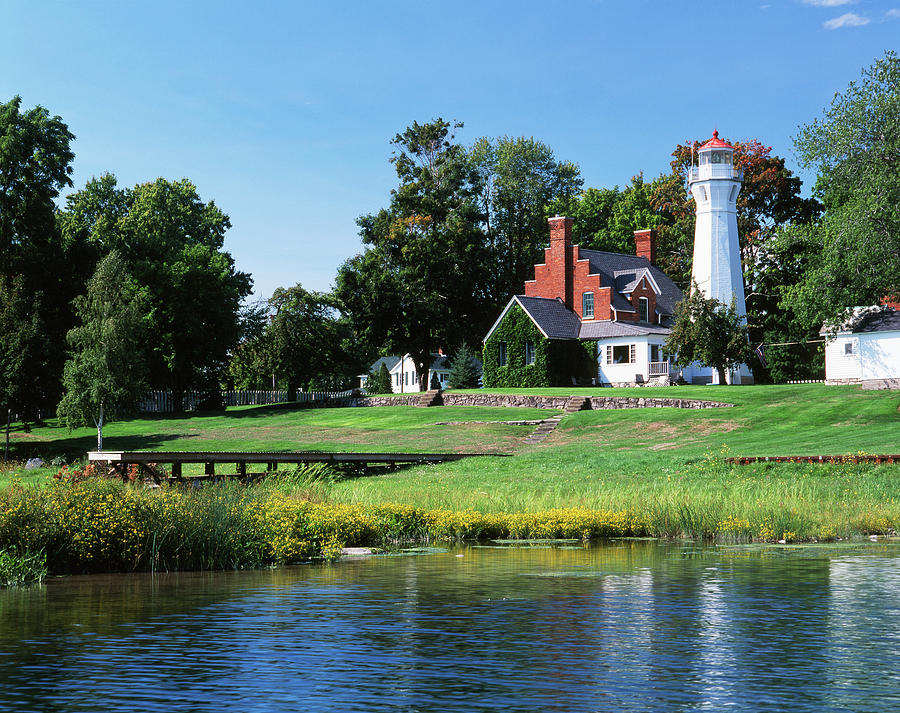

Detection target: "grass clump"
[0, 547, 47, 586]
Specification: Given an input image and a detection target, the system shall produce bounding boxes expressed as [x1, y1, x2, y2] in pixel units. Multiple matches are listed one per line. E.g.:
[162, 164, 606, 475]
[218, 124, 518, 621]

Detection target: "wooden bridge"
[87, 450, 506, 482]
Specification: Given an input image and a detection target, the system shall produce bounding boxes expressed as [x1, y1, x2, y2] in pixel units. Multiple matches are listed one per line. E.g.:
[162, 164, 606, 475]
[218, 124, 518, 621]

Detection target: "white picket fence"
[138, 389, 354, 413]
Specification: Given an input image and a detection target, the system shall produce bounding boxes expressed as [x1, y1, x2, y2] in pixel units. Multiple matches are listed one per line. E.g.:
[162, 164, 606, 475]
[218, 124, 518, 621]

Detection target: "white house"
[482, 218, 683, 387]
[822, 306, 900, 388]
[360, 353, 451, 393]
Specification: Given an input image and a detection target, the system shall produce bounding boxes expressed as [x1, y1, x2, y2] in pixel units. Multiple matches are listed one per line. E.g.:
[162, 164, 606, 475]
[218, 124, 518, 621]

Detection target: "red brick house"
[482, 217, 684, 387]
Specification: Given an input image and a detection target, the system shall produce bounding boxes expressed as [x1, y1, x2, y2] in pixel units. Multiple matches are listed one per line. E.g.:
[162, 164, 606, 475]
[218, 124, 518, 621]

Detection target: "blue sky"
[2, 1, 898, 299]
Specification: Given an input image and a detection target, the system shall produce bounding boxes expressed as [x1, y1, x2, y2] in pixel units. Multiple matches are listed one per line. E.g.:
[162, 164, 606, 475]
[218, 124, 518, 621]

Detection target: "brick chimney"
[634, 229, 657, 264]
[547, 216, 574, 308]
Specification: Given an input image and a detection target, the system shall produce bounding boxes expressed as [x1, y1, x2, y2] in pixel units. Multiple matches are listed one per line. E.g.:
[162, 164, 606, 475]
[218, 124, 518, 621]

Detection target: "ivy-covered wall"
[482, 304, 598, 387]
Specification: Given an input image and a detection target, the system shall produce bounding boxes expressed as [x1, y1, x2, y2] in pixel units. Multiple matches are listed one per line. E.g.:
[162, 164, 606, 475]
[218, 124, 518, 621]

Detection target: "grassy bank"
[0, 479, 651, 574]
[1, 384, 898, 555]
[4, 474, 893, 576]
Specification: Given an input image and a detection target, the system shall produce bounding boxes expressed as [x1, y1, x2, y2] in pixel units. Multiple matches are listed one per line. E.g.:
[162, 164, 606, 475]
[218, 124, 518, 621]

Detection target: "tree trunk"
[717, 365, 728, 385]
[97, 401, 104, 451]
[5, 408, 9, 462]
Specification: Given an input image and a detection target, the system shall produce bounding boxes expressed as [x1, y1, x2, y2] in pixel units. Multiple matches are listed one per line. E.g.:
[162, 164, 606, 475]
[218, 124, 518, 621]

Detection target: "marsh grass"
[0, 547, 47, 586]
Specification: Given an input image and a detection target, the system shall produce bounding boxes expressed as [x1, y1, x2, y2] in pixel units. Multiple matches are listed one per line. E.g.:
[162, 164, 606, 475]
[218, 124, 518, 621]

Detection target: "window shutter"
[606, 345, 612, 365]
[629, 344, 636, 363]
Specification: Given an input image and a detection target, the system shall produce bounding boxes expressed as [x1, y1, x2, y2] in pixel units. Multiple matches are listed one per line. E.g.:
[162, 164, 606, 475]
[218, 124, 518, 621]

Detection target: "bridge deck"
[88, 450, 505, 481]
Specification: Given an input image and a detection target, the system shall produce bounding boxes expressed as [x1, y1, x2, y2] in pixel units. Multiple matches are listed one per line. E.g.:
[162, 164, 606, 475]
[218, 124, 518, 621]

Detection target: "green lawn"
[1, 383, 899, 539]
[1, 402, 556, 470]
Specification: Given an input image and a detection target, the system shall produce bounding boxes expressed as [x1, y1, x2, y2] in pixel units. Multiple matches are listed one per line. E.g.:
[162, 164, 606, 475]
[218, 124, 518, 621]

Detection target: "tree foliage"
[226, 286, 356, 395]
[0, 276, 45, 421]
[336, 119, 489, 390]
[788, 51, 900, 329]
[665, 285, 751, 385]
[267, 285, 353, 397]
[365, 362, 393, 395]
[572, 175, 661, 255]
[60, 175, 252, 400]
[447, 343, 481, 389]
[57, 252, 148, 450]
[0, 97, 78, 417]
[469, 135, 582, 303]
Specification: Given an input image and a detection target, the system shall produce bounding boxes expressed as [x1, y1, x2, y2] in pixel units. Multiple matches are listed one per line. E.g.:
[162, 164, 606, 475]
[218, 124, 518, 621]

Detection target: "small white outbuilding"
[822, 307, 900, 389]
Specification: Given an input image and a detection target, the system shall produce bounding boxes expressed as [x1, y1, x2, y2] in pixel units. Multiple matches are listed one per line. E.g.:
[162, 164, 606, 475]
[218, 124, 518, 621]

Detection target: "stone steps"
[523, 415, 564, 445]
[564, 396, 591, 414]
[416, 389, 443, 407]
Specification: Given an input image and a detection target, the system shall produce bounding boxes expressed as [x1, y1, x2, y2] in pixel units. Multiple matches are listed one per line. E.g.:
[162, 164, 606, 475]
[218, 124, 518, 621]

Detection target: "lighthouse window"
[711, 151, 723, 164]
[698, 186, 708, 202]
[729, 185, 738, 201]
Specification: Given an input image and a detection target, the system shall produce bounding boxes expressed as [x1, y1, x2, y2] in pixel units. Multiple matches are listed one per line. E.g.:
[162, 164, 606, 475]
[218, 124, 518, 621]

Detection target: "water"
[1, 540, 899, 712]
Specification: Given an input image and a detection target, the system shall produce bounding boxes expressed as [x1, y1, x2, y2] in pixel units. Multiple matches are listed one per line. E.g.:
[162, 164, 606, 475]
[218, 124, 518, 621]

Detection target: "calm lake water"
[1, 540, 899, 712]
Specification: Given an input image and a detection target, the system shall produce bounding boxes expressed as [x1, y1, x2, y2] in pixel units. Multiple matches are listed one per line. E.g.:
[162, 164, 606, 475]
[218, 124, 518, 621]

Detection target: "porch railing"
[649, 361, 671, 377]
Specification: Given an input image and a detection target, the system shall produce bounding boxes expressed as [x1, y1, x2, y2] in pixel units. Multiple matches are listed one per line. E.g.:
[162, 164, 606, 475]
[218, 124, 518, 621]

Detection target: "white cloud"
[887, 8, 900, 18]
[824, 12, 871, 28]
[803, 0, 855, 6]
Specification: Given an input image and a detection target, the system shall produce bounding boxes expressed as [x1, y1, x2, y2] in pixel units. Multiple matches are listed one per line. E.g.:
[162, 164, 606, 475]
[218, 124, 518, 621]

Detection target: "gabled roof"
[820, 306, 900, 335]
[484, 295, 581, 342]
[484, 295, 672, 343]
[368, 356, 400, 374]
[579, 249, 683, 315]
[371, 354, 450, 374]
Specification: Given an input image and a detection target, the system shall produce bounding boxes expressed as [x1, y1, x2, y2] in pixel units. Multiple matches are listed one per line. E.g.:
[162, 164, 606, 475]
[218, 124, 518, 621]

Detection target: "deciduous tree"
[60, 175, 252, 405]
[788, 51, 900, 329]
[469, 136, 582, 304]
[0, 97, 78, 416]
[336, 119, 489, 390]
[57, 252, 148, 450]
[665, 285, 751, 386]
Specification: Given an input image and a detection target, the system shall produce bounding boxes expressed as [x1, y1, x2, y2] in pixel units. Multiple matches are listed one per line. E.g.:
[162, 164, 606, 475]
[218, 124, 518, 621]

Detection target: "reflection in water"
[1, 541, 899, 712]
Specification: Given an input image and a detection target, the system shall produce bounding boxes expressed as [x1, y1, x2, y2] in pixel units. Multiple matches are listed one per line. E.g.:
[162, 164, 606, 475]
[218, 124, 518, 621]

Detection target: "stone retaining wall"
[341, 393, 732, 410]
[588, 396, 731, 410]
[441, 394, 571, 409]
[348, 395, 420, 407]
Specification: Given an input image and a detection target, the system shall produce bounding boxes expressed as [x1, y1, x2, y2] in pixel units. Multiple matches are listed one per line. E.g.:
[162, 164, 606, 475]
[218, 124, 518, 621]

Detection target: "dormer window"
[639, 297, 649, 323]
[582, 291, 594, 319]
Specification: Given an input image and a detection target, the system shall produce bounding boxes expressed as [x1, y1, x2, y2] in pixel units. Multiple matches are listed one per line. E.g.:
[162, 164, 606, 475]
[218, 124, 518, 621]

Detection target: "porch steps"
[523, 415, 564, 445]
[564, 396, 591, 414]
[416, 389, 444, 407]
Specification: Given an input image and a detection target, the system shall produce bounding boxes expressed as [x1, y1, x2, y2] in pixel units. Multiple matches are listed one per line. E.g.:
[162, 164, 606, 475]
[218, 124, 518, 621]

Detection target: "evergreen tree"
[448, 344, 481, 389]
[365, 363, 392, 394]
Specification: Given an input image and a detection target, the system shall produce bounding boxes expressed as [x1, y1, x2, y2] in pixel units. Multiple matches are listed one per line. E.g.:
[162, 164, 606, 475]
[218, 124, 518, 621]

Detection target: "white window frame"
[639, 297, 649, 322]
[525, 340, 535, 365]
[582, 291, 594, 319]
[499, 341, 507, 366]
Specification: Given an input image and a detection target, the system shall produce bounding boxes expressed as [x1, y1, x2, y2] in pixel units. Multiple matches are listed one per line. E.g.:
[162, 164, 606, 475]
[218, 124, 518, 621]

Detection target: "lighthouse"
[688, 131, 751, 384]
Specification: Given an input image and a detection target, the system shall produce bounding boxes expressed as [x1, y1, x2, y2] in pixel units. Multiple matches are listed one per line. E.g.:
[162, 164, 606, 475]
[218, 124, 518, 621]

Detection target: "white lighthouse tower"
[687, 130, 751, 384]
